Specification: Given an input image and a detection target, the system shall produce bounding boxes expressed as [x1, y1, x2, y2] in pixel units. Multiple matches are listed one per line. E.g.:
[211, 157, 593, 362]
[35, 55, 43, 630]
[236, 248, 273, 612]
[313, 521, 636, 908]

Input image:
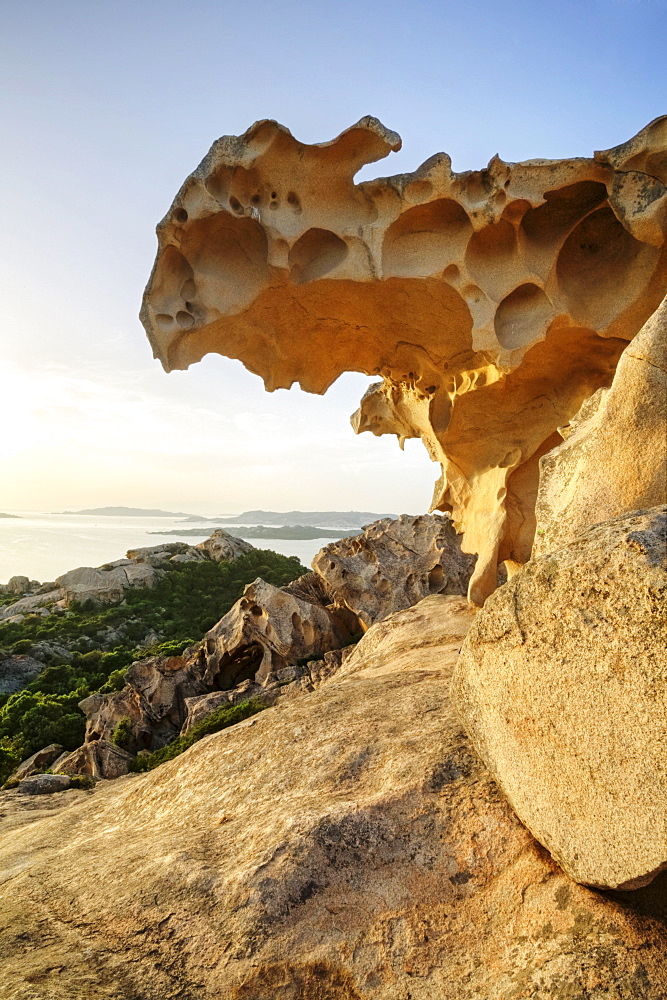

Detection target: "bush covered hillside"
[0, 549, 306, 782]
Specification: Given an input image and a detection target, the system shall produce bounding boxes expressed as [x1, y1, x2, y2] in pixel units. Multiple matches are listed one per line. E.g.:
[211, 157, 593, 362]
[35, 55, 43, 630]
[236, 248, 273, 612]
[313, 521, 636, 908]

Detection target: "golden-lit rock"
[141, 116, 667, 604]
[3, 596, 667, 997]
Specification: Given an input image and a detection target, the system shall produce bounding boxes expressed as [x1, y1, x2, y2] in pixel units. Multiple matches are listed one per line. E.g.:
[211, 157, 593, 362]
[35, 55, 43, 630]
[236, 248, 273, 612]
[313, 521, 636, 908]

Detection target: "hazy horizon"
[2, 0, 666, 515]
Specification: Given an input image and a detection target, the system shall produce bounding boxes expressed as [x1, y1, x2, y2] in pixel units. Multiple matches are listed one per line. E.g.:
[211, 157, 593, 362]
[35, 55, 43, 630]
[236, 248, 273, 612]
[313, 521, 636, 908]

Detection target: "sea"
[0, 511, 328, 585]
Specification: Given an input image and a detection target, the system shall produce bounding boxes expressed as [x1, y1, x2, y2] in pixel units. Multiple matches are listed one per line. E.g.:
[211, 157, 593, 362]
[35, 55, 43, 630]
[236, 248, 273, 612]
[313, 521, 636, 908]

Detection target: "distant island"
[178, 510, 397, 528]
[0, 513, 20, 518]
[149, 525, 358, 540]
[60, 506, 194, 517]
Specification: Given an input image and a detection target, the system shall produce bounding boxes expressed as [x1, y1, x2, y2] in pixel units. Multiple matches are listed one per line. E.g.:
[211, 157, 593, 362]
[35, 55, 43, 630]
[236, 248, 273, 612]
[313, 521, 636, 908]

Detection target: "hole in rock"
[176, 311, 195, 329]
[383, 199, 471, 278]
[520, 181, 608, 247]
[229, 196, 243, 214]
[428, 565, 444, 592]
[556, 205, 656, 325]
[175, 208, 188, 224]
[155, 313, 175, 328]
[443, 264, 460, 282]
[251, 194, 261, 204]
[287, 191, 299, 205]
[289, 228, 348, 284]
[250, 605, 263, 616]
[466, 218, 517, 279]
[495, 283, 553, 350]
[271, 191, 277, 199]
[214, 643, 263, 690]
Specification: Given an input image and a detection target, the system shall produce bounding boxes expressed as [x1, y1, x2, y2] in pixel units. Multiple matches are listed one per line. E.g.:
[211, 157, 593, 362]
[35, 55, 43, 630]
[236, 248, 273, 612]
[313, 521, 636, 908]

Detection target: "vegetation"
[130, 698, 266, 772]
[0, 550, 305, 783]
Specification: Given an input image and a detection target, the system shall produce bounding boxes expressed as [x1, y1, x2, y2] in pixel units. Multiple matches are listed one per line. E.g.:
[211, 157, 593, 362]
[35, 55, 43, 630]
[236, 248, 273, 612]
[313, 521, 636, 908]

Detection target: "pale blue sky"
[1, 0, 665, 513]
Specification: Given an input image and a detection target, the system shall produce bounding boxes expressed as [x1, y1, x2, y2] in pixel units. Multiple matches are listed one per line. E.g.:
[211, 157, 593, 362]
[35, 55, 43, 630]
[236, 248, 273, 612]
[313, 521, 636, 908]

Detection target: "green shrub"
[68, 774, 96, 790]
[11, 639, 33, 655]
[0, 551, 305, 774]
[129, 698, 266, 773]
[110, 717, 133, 749]
[1, 777, 20, 790]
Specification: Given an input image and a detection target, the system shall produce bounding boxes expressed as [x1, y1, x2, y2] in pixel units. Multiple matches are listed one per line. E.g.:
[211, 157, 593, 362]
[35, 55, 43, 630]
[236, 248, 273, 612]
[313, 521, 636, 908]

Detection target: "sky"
[1, 0, 665, 516]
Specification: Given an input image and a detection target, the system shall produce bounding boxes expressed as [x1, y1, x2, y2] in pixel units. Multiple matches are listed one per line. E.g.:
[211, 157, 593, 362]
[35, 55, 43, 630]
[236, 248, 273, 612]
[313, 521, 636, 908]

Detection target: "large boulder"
[195, 528, 254, 562]
[126, 542, 206, 566]
[312, 513, 473, 626]
[54, 739, 132, 780]
[534, 294, 667, 556]
[453, 506, 667, 890]
[3, 595, 667, 997]
[200, 576, 360, 687]
[80, 653, 205, 752]
[56, 563, 163, 605]
[17, 773, 71, 795]
[0, 589, 61, 621]
[9, 743, 64, 781]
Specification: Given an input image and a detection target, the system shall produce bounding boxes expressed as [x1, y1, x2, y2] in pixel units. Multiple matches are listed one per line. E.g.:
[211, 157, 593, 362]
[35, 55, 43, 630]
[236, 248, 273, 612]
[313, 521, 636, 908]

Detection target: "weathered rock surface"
[534, 294, 667, 555]
[18, 772, 71, 795]
[312, 513, 473, 626]
[0, 654, 44, 694]
[54, 739, 132, 779]
[3, 595, 667, 998]
[0, 588, 62, 620]
[3, 575, 30, 595]
[195, 528, 254, 562]
[453, 506, 667, 890]
[141, 116, 667, 603]
[125, 541, 207, 565]
[55, 563, 163, 605]
[200, 576, 360, 687]
[9, 743, 64, 781]
[80, 653, 205, 752]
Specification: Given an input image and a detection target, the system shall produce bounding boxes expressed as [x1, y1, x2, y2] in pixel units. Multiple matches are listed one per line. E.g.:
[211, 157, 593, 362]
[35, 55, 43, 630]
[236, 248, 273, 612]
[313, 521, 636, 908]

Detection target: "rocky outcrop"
[9, 743, 64, 781]
[80, 653, 205, 752]
[3, 595, 667, 998]
[195, 528, 254, 561]
[0, 654, 44, 693]
[0, 588, 62, 621]
[54, 739, 133, 779]
[55, 563, 164, 605]
[141, 116, 667, 604]
[200, 576, 360, 687]
[534, 294, 667, 555]
[453, 506, 667, 890]
[312, 513, 473, 626]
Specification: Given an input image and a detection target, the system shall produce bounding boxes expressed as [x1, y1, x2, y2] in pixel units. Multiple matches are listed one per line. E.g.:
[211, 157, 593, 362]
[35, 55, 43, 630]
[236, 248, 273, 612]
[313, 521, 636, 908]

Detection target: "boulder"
[126, 542, 205, 566]
[10, 744, 64, 781]
[312, 514, 473, 626]
[200, 576, 360, 687]
[80, 654, 205, 752]
[0, 589, 61, 620]
[3, 595, 667, 996]
[5, 575, 30, 595]
[195, 528, 255, 562]
[54, 739, 132, 780]
[453, 506, 667, 890]
[141, 116, 667, 604]
[56, 563, 163, 605]
[0, 654, 43, 694]
[534, 294, 667, 556]
[18, 773, 70, 795]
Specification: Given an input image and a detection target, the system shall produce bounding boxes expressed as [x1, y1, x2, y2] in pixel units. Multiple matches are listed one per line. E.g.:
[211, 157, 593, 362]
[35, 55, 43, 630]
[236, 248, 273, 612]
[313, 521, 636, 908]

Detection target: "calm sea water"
[0, 511, 327, 585]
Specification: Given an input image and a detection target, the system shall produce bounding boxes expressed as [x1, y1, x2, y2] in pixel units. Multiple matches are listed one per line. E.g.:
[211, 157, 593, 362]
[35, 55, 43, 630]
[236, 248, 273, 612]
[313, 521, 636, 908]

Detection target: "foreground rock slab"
[454, 506, 667, 890]
[2, 596, 667, 998]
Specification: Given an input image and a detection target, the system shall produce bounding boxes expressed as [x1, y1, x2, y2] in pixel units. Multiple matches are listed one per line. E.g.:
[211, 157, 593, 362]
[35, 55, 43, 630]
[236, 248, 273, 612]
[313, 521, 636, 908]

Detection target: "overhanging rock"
[141, 116, 667, 604]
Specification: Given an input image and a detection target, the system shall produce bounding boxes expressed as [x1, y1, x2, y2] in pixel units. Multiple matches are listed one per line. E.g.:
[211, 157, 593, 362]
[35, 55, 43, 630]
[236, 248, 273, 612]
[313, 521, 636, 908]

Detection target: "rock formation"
[453, 506, 667, 890]
[534, 294, 667, 555]
[312, 513, 473, 626]
[141, 116, 667, 603]
[3, 595, 667, 998]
